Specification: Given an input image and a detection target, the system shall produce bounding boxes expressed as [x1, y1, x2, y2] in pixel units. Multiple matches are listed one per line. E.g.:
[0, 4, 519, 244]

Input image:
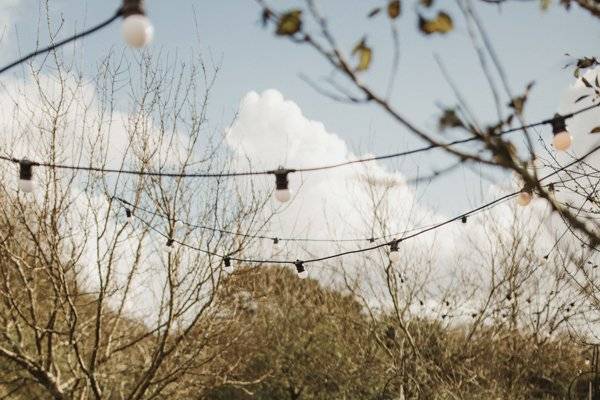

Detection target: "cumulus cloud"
[0, 0, 23, 61]
[226, 89, 467, 302]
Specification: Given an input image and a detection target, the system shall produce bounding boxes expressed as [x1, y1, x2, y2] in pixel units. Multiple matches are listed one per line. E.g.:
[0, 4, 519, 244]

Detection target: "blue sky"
[1, 0, 599, 214]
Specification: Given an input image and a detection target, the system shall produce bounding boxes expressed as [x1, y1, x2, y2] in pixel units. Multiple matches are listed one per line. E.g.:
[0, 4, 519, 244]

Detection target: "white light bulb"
[122, 15, 154, 48]
[516, 192, 532, 207]
[224, 264, 234, 274]
[18, 179, 34, 193]
[274, 189, 291, 203]
[389, 250, 401, 263]
[297, 270, 308, 279]
[552, 131, 572, 151]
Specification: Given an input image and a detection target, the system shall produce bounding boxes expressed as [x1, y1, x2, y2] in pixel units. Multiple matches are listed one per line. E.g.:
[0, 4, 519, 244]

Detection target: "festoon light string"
[5, 102, 598, 199]
[0, 0, 597, 278]
[122, 142, 600, 278]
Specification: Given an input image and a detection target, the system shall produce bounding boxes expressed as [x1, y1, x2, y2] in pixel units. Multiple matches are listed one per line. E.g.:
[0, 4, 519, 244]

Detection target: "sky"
[0, 0, 599, 328]
[1, 1, 599, 216]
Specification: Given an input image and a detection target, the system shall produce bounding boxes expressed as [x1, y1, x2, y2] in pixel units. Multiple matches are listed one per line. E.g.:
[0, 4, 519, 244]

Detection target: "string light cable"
[113, 170, 587, 245]
[113, 194, 513, 244]
[128, 142, 600, 274]
[0, 0, 153, 76]
[5, 102, 599, 196]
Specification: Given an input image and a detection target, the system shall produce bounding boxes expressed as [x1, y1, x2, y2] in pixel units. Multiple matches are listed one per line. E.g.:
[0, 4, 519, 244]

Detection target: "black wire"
[3, 102, 599, 179]
[0, 9, 123, 75]
[114, 170, 590, 245]
[115, 194, 507, 243]
[130, 142, 600, 266]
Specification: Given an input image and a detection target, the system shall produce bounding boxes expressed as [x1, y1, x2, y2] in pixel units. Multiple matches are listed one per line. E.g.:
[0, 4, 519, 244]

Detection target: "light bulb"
[223, 257, 234, 274]
[165, 239, 174, 253]
[271, 238, 280, 256]
[18, 179, 34, 193]
[122, 15, 153, 48]
[274, 168, 291, 203]
[274, 189, 291, 203]
[552, 131, 572, 151]
[389, 240, 401, 263]
[297, 270, 308, 279]
[551, 114, 572, 152]
[295, 261, 308, 279]
[516, 191, 532, 207]
[18, 160, 34, 193]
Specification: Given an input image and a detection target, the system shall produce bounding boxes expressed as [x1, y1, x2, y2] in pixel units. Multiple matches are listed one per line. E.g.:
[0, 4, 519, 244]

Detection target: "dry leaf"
[276, 10, 302, 36]
[387, 0, 401, 19]
[367, 7, 382, 18]
[352, 38, 372, 72]
[438, 108, 463, 131]
[419, 11, 453, 35]
[591, 126, 600, 134]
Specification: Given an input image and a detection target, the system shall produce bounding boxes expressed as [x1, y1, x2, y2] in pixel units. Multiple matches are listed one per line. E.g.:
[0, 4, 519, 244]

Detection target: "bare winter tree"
[0, 36, 275, 399]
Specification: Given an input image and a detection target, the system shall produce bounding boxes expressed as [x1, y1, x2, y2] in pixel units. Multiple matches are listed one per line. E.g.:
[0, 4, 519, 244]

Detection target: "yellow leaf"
[276, 10, 302, 36]
[387, 0, 401, 19]
[419, 11, 453, 35]
[352, 38, 372, 72]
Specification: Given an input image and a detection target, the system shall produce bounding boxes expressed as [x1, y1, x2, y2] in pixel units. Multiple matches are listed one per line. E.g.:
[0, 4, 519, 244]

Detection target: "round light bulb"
[18, 179, 34, 193]
[389, 250, 401, 263]
[297, 270, 308, 279]
[274, 189, 291, 203]
[224, 265, 234, 274]
[552, 131, 572, 151]
[516, 191, 532, 207]
[122, 15, 154, 48]
[165, 243, 174, 253]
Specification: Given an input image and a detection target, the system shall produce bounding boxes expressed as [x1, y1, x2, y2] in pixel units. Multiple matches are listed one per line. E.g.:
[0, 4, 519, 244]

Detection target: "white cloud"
[559, 66, 600, 164]
[0, 0, 23, 61]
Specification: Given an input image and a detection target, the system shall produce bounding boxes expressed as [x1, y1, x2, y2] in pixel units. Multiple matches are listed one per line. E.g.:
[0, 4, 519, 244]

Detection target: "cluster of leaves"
[565, 55, 600, 78]
[263, 0, 454, 75]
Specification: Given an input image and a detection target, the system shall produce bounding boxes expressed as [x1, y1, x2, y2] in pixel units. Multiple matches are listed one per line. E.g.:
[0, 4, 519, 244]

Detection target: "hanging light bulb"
[121, 0, 154, 48]
[18, 159, 34, 193]
[271, 237, 280, 256]
[389, 240, 401, 263]
[274, 167, 291, 203]
[295, 260, 308, 279]
[165, 238, 174, 253]
[516, 190, 532, 207]
[223, 257, 234, 274]
[551, 114, 572, 151]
